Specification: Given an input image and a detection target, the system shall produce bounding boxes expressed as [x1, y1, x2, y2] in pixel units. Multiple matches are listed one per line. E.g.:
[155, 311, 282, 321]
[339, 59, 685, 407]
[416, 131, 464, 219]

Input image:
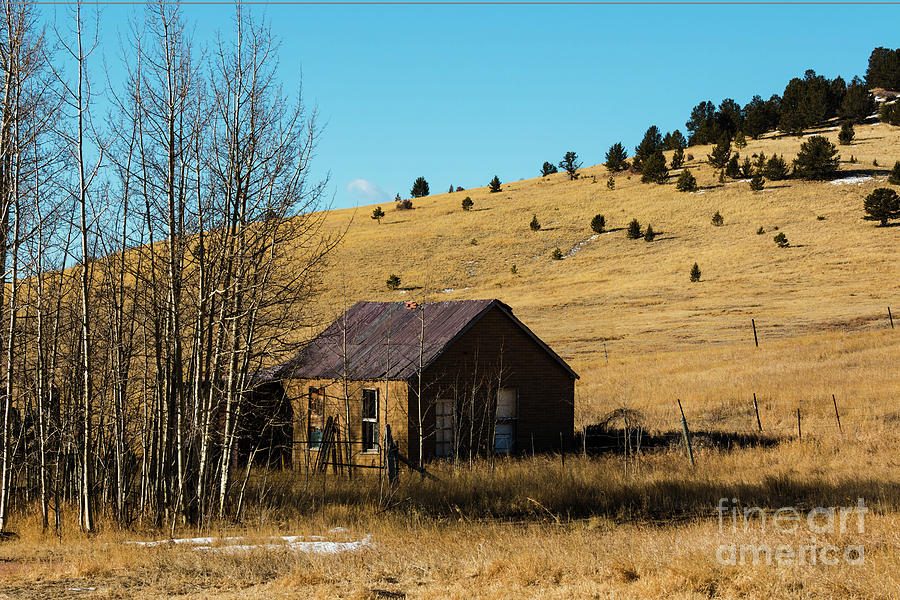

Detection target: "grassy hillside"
[312, 121, 900, 430]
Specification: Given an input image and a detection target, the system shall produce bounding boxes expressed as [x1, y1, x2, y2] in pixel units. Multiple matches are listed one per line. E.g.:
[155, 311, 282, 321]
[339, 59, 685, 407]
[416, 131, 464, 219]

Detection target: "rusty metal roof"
[269, 299, 578, 382]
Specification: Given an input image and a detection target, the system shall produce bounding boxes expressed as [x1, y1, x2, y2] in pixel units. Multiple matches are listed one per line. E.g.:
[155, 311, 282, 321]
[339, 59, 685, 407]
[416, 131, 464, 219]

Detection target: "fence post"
[751, 319, 759, 348]
[385, 425, 398, 483]
[752, 393, 762, 432]
[832, 394, 842, 433]
[889, 307, 894, 330]
[678, 399, 695, 466]
[797, 408, 802, 441]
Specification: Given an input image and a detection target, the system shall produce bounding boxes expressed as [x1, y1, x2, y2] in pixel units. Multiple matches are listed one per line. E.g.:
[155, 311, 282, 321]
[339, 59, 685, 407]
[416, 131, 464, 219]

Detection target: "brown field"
[3, 123, 900, 598]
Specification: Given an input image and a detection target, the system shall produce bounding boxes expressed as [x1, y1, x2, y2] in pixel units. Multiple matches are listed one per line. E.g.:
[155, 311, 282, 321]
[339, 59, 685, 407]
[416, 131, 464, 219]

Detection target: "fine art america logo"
[716, 497, 866, 566]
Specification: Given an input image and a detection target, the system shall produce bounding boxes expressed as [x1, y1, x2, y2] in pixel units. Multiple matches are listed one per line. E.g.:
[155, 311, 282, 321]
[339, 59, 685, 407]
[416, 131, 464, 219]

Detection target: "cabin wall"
[408, 306, 575, 462]
[283, 377, 409, 472]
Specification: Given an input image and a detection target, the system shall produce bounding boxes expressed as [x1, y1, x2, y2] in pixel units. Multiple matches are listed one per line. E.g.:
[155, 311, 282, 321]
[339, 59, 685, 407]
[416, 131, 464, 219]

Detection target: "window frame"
[361, 388, 379, 453]
[308, 387, 325, 450]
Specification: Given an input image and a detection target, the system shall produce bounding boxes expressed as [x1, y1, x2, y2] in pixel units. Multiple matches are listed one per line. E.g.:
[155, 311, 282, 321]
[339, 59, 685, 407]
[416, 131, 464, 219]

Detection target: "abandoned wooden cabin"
[257, 299, 578, 471]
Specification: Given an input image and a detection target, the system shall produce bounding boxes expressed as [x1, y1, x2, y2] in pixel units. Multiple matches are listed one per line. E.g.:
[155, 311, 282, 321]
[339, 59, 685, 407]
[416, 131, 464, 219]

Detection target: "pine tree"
[551, 247, 563, 260]
[690, 263, 701, 282]
[462, 197, 474, 211]
[590, 214, 606, 233]
[793, 136, 840, 180]
[764, 154, 790, 180]
[734, 131, 747, 149]
[386, 274, 401, 290]
[864, 188, 900, 226]
[641, 150, 668, 184]
[541, 161, 558, 177]
[411, 176, 430, 198]
[675, 169, 698, 192]
[644, 224, 656, 242]
[725, 154, 742, 179]
[606, 176, 615, 190]
[838, 122, 855, 145]
[626, 219, 642, 239]
[605, 142, 628, 172]
[750, 173, 765, 191]
[741, 157, 753, 178]
[559, 151, 581, 179]
[634, 126, 663, 170]
[707, 136, 732, 170]
[711, 211, 724, 226]
[670, 147, 685, 170]
[371, 206, 385, 223]
[773, 232, 789, 247]
[530, 214, 541, 231]
[489, 175, 502, 193]
[888, 161, 900, 185]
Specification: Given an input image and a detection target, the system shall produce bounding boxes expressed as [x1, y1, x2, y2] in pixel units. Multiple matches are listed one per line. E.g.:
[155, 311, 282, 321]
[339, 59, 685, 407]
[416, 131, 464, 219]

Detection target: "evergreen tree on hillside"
[675, 169, 698, 192]
[880, 103, 900, 126]
[725, 154, 742, 179]
[641, 150, 668, 184]
[707, 136, 732, 170]
[591, 214, 606, 233]
[541, 161, 558, 177]
[749, 173, 765, 191]
[634, 126, 663, 170]
[838, 122, 855, 145]
[742, 94, 781, 139]
[764, 154, 790, 180]
[559, 151, 582, 179]
[866, 47, 900, 90]
[371, 206, 385, 223]
[716, 98, 744, 141]
[626, 219, 642, 239]
[864, 188, 900, 226]
[889, 161, 900, 185]
[670, 147, 685, 170]
[489, 175, 502, 193]
[686, 100, 720, 145]
[841, 77, 876, 123]
[411, 176, 430, 198]
[690, 263, 701, 282]
[793, 136, 840, 180]
[664, 130, 687, 151]
[734, 131, 747, 149]
[605, 142, 628, 172]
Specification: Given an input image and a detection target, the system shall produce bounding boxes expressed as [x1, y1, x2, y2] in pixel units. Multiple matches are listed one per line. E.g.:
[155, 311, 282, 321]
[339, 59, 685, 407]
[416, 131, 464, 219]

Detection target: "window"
[495, 388, 517, 454]
[308, 387, 325, 449]
[435, 399, 455, 458]
[361, 388, 379, 453]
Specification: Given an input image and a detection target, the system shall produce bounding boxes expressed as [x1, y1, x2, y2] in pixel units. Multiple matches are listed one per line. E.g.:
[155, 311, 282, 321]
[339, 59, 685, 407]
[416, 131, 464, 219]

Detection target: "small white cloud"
[346, 178, 388, 202]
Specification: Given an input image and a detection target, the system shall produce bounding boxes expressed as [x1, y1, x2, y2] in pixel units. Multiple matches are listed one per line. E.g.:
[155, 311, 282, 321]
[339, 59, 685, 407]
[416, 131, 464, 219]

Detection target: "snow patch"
[566, 234, 598, 257]
[128, 533, 371, 555]
[829, 175, 873, 185]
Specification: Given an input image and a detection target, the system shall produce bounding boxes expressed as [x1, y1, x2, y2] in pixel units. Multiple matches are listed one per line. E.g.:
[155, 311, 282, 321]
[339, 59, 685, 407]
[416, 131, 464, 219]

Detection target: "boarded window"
[495, 388, 517, 454]
[362, 388, 379, 452]
[308, 387, 325, 449]
[435, 398, 455, 458]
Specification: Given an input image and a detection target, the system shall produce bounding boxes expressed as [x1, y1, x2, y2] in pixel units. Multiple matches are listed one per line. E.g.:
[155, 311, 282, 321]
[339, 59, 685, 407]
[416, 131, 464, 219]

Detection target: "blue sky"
[66, 3, 900, 210]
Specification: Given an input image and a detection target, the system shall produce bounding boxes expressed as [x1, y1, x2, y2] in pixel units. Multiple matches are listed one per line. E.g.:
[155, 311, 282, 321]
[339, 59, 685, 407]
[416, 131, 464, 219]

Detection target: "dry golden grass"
[3, 125, 900, 598]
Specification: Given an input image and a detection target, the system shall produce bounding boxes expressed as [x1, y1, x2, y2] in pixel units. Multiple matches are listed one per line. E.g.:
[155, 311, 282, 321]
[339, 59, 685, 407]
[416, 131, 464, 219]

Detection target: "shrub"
[386, 274, 401, 290]
[711, 211, 724, 226]
[644, 224, 656, 241]
[689, 263, 701, 282]
[838, 122, 855, 145]
[470, 238, 478, 245]
[590, 214, 606, 234]
[750, 174, 765, 191]
[794, 136, 839, 180]
[371, 206, 385, 223]
[889, 161, 900, 185]
[626, 219, 642, 239]
[641, 150, 668, 184]
[675, 169, 698, 192]
[396, 198, 414, 210]
[773, 232, 789, 247]
[764, 154, 790, 180]
[551, 247, 563, 260]
[850, 155, 857, 164]
[607, 176, 615, 190]
[741, 157, 753, 178]
[559, 151, 581, 180]
[510, 264, 517, 275]
[874, 158, 879, 167]
[541, 161, 558, 177]
[757, 226, 765, 235]
[605, 142, 628, 172]
[670, 147, 685, 170]
[456, 186, 464, 192]
[817, 215, 826, 220]
[863, 187, 900, 225]
[530, 214, 541, 231]
[734, 131, 747, 149]
[489, 175, 502, 193]
[462, 197, 474, 211]
[411, 176, 429, 198]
